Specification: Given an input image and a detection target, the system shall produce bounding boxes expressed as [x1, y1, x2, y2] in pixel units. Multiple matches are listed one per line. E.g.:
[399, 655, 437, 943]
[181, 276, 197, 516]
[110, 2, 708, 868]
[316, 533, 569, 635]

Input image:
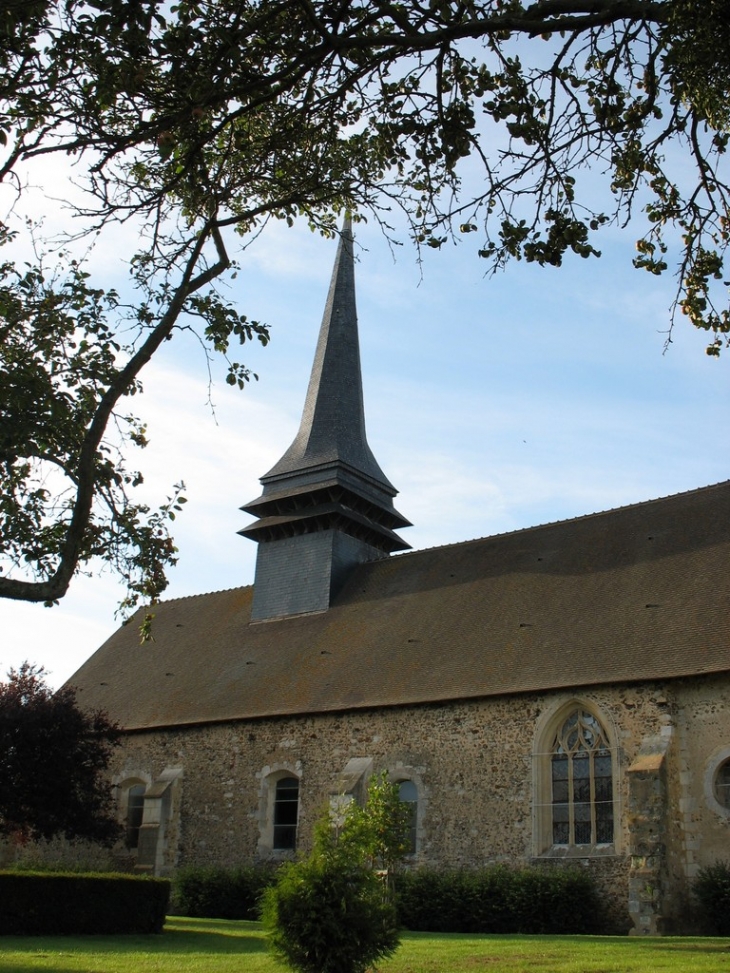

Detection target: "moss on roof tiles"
[68, 481, 730, 731]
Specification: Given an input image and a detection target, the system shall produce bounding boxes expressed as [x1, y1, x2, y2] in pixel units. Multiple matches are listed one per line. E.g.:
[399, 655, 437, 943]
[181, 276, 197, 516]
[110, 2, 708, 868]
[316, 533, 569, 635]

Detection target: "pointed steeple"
[240, 218, 411, 622]
[263, 216, 393, 490]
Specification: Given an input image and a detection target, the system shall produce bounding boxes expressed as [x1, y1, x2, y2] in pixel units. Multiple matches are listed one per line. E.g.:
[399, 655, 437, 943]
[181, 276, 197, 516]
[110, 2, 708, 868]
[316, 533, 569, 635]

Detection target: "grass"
[0, 918, 728, 973]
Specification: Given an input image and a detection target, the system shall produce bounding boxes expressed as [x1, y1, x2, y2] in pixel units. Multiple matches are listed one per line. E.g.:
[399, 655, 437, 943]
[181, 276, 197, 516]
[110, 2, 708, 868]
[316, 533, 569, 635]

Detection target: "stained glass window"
[551, 709, 613, 846]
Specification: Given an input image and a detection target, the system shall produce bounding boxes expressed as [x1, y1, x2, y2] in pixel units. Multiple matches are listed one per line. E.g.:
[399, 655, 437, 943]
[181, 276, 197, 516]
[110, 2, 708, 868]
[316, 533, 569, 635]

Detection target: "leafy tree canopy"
[0, 0, 728, 611]
[0, 663, 121, 845]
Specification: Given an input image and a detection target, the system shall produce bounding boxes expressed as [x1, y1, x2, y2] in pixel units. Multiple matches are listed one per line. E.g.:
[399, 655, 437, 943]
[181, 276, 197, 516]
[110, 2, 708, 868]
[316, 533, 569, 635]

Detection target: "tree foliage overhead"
[0, 227, 190, 613]
[0, 0, 728, 608]
[0, 663, 121, 845]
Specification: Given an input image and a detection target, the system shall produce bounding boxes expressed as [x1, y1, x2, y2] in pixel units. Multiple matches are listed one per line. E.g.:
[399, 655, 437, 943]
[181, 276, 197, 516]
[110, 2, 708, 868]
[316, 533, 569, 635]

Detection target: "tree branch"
[0, 222, 229, 603]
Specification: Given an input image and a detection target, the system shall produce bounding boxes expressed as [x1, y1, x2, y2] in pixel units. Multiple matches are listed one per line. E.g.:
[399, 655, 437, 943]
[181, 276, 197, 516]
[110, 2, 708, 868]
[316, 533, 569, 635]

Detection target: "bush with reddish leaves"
[0, 663, 121, 845]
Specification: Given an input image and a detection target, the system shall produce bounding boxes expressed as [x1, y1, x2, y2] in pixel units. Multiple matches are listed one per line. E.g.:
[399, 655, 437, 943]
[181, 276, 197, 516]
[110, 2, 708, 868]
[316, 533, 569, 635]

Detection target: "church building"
[65, 220, 730, 935]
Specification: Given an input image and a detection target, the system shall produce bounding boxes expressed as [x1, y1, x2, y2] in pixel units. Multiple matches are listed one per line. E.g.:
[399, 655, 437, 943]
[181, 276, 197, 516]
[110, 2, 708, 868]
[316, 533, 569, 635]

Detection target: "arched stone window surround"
[114, 773, 151, 852]
[257, 763, 302, 858]
[532, 697, 620, 857]
[114, 768, 182, 875]
[388, 764, 426, 859]
[703, 744, 730, 818]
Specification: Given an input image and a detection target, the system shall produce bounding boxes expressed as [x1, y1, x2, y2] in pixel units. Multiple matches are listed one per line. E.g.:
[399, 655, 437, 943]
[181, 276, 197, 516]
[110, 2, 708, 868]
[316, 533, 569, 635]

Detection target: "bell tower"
[240, 218, 411, 621]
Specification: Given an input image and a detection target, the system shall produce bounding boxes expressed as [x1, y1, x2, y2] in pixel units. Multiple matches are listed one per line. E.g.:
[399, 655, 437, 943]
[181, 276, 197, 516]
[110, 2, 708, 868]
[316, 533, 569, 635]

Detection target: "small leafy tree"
[334, 773, 414, 885]
[0, 663, 121, 845]
[262, 773, 410, 973]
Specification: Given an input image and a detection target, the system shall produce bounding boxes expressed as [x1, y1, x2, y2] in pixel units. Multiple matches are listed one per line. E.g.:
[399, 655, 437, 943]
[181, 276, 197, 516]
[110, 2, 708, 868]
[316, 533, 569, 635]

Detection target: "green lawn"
[0, 918, 728, 973]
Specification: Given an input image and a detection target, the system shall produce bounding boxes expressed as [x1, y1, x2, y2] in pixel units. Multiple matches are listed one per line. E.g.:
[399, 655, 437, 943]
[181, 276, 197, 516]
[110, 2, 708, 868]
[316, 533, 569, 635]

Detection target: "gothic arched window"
[551, 708, 613, 846]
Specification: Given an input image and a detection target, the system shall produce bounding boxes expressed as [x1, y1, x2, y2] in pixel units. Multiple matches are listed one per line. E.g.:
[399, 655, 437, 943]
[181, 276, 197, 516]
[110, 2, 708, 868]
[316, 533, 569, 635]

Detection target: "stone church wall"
[14, 674, 730, 934]
[667, 673, 730, 930]
[105, 679, 726, 929]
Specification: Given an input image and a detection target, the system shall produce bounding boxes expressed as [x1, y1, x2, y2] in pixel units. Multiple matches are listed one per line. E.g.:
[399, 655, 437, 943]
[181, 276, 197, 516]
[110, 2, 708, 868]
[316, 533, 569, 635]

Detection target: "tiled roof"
[70, 481, 730, 730]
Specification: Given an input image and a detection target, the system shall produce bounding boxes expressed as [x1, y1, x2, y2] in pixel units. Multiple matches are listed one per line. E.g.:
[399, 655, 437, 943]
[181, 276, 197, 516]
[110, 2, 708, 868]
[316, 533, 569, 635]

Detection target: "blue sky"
[1, 197, 728, 687]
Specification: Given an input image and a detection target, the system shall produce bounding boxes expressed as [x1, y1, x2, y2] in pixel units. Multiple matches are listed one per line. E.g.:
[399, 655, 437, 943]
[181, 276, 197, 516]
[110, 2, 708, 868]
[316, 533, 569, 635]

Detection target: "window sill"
[532, 844, 619, 859]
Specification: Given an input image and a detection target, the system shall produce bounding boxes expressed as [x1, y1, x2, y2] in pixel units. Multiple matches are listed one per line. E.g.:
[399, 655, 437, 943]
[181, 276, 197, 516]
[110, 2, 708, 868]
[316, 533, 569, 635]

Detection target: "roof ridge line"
[132, 583, 253, 612]
[384, 478, 730, 560]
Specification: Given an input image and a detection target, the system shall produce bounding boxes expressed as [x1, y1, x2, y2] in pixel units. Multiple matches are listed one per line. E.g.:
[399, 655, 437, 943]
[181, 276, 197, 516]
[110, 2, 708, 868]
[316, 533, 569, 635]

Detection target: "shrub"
[262, 774, 407, 973]
[692, 860, 730, 935]
[391, 869, 471, 933]
[0, 664, 121, 846]
[263, 855, 399, 973]
[172, 864, 275, 919]
[0, 871, 170, 935]
[395, 865, 602, 934]
[6, 855, 115, 874]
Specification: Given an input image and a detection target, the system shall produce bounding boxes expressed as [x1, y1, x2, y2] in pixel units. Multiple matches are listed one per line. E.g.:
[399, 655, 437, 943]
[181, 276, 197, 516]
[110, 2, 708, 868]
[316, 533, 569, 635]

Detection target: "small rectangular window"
[273, 777, 299, 850]
[398, 780, 418, 854]
[126, 784, 146, 849]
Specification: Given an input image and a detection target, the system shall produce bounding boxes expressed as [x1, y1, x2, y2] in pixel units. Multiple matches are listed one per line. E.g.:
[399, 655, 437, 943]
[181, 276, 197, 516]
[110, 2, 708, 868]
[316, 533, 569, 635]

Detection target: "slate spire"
[240, 217, 411, 622]
[263, 215, 393, 489]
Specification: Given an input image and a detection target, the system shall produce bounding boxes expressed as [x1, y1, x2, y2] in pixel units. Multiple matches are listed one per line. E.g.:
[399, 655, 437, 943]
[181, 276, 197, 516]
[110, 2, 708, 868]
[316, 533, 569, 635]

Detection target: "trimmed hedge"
[172, 864, 276, 920]
[395, 865, 603, 934]
[692, 861, 730, 936]
[0, 871, 170, 935]
[170, 863, 602, 932]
